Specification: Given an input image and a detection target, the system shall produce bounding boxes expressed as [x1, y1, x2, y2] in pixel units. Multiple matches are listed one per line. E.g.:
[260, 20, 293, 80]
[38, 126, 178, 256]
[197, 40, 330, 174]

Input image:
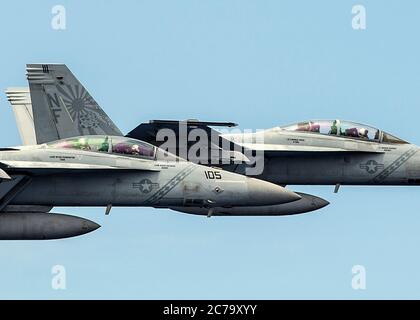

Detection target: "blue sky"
[0, 0, 420, 299]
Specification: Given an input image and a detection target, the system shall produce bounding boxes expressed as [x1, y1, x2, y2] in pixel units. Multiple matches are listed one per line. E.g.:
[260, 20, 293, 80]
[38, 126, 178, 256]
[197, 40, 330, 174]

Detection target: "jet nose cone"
[246, 178, 301, 206]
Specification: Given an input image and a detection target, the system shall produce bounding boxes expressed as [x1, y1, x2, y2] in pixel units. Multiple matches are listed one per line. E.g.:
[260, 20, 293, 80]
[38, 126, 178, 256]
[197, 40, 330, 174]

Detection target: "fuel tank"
[0, 212, 100, 240]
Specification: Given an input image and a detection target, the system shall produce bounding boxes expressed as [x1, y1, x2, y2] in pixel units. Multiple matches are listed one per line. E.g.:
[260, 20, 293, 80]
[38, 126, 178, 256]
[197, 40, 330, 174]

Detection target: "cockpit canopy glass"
[338, 121, 380, 141]
[47, 136, 156, 158]
[281, 120, 408, 144]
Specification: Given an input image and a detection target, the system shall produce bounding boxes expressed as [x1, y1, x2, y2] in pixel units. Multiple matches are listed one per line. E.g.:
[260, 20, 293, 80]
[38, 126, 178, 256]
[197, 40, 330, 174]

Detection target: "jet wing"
[126, 119, 237, 145]
[126, 120, 248, 163]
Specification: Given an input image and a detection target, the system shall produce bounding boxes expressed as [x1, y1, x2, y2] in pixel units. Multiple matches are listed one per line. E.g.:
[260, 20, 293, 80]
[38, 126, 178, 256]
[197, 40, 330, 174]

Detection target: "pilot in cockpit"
[358, 128, 369, 139]
[78, 138, 91, 151]
[131, 144, 141, 155]
[329, 120, 339, 135]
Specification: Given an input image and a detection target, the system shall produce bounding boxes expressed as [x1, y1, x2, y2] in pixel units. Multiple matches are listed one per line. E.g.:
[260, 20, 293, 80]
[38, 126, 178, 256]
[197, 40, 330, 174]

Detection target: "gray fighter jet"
[9, 64, 415, 222]
[0, 134, 302, 240]
[220, 119, 417, 187]
[130, 118, 419, 215]
[2, 64, 318, 240]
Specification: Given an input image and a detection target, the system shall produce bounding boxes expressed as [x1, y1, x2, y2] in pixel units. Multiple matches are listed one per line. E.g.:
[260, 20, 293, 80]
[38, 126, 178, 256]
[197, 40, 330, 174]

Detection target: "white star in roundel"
[366, 162, 377, 173]
[139, 179, 153, 194]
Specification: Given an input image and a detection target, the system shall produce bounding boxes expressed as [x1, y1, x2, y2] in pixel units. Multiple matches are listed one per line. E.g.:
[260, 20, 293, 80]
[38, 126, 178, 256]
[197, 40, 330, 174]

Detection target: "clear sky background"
[0, 0, 420, 299]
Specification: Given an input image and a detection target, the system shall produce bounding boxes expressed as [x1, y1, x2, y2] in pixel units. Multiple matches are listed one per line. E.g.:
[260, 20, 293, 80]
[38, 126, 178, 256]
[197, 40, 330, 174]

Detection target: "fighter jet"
[0, 134, 304, 240]
[218, 119, 417, 188]
[1, 64, 317, 240]
[132, 118, 418, 186]
[128, 117, 420, 215]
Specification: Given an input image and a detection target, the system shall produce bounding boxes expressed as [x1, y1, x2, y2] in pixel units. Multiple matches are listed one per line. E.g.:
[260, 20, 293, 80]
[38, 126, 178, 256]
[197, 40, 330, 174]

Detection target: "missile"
[0, 212, 100, 240]
[170, 192, 329, 216]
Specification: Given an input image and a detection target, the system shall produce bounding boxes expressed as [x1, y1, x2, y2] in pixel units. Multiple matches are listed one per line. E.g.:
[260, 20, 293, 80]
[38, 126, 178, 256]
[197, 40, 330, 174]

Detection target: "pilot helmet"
[358, 128, 368, 137]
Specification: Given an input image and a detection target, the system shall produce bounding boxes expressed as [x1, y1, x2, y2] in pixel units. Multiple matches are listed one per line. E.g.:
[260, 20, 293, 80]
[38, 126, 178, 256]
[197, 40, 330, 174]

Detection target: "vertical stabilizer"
[26, 64, 122, 143]
[5, 87, 37, 145]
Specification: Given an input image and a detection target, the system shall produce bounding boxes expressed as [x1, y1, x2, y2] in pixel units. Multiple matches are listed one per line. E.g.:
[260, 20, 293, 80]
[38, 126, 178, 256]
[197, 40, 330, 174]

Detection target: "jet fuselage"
[0, 138, 300, 208]
[223, 127, 420, 186]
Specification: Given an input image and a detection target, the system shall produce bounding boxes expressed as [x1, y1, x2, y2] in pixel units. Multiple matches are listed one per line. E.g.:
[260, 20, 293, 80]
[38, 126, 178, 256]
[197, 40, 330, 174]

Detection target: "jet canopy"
[280, 120, 408, 144]
[46, 135, 157, 159]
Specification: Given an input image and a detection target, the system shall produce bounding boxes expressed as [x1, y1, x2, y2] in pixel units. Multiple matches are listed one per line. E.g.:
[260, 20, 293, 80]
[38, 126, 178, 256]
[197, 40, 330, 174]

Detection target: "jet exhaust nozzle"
[0, 212, 100, 240]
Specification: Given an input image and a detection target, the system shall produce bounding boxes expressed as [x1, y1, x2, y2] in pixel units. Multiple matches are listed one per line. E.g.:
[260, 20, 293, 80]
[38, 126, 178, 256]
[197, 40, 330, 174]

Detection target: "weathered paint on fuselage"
[223, 128, 420, 185]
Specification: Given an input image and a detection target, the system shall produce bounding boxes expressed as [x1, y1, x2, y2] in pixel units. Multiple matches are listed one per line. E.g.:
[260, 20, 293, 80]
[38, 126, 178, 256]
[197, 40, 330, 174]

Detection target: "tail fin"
[26, 64, 122, 144]
[5, 87, 37, 145]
